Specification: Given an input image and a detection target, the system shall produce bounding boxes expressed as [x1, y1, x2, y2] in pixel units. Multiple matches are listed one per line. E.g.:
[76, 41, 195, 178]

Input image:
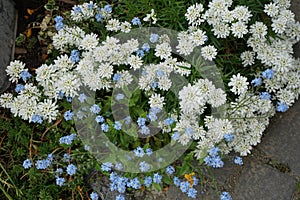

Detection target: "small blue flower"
[78, 93, 87, 103]
[35, 159, 49, 170]
[150, 33, 159, 43]
[31, 114, 43, 124]
[57, 90, 64, 99]
[95, 13, 103, 22]
[54, 16, 64, 23]
[251, 77, 262, 87]
[192, 176, 199, 186]
[276, 101, 289, 112]
[114, 121, 122, 130]
[113, 73, 121, 82]
[173, 176, 181, 187]
[15, 84, 25, 93]
[90, 192, 99, 200]
[115, 162, 123, 170]
[171, 132, 180, 141]
[185, 127, 194, 136]
[63, 153, 71, 162]
[131, 17, 141, 26]
[64, 110, 73, 121]
[144, 176, 152, 187]
[73, 6, 82, 13]
[164, 118, 175, 126]
[129, 177, 141, 189]
[56, 177, 65, 187]
[137, 117, 146, 127]
[220, 191, 232, 200]
[156, 70, 165, 77]
[234, 156, 243, 165]
[260, 92, 271, 100]
[147, 111, 158, 121]
[210, 156, 224, 168]
[136, 49, 145, 57]
[145, 148, 153, 156]
[59, 133, 76, 145]
[55, 22, 64, 31]
[84, 145, 90, 151]
[22, 159, 32, 169]
[90, 104, 101, 114]
[20, 71, 31, 82]
[153, 173, 162, 184]
[56, 168, 63, 175]
[134, 147, 144, 157]
[116, 194, 125, 200]
[70, 50, 80, 63]
[142, 43, 150, 52]
[187, 187, 197, 198]
[140, 125, 150, 135]
[116, 93, 125, 101]
[262, 69, 274, 79]
[224, 133, 235, 142]
[150, 81, 158, 89]
[101, 162, 113, 172]
[179, 181, 189, 193]
[209, 147, 220, 157]
[103, 4, 112, 13]
[66, 96, 72, 102]
[124, 116, 131, 124]
[139, 161, 150, 172]
[95, 115, 105, 123]
[101, 123, 109, 132]
[166, 166, 175, 175]
[66, 164, 77, 176]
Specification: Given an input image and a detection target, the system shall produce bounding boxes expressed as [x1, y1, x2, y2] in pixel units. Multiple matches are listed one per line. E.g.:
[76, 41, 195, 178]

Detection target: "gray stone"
[234, 162, 296, 200]
[0, 0, 16, 93]
[258, 100, 300, 176]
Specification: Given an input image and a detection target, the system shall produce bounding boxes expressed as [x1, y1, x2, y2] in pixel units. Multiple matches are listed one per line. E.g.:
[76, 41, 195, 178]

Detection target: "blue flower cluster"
[173, 176, 199, 199]
[34, 153, 54, 170]
[59, 133, 76, 145]
[204, 147, 224, 168]
[54, 15, 64, 31]
[220, 191, 233, 200]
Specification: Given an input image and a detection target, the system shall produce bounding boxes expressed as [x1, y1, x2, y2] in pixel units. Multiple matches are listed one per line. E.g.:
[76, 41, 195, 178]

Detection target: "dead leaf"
[27, 8, 35, 15]
[25, 28, 32, 38]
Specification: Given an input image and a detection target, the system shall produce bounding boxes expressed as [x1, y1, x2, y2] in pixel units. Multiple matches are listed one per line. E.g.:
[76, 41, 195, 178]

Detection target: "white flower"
[249, 22, 268, 39]
[232, 5, 252, 23]
[127, 55, 143, 70]
[115, 70, 133, 88]
[120, 21, 131, 33]
[79, 33, 98, 50]
[191, 29, 207, 46]
[0, 93, 13, 108]
[240, 51, 255, 67]
[231, 21, 248, 38]
[106, 18, 120, 32]
[201, 45, 217, 61]
[228, 73, 249, 95]
[185, 3, 204, 26]
[212, 22, 230, 38]
[271, 17, 286, 34]
[6, 60, 26, 83]
[208, 88, 227, 107]
[155, 42, 172, 60]
[55, 72, 81, 97]
[264, 2, 279, 17]
[157, 76, 172, 91]
[143, 9, 157, 24]
[148, 93, 164, 109]
[37, 99, 59, 123]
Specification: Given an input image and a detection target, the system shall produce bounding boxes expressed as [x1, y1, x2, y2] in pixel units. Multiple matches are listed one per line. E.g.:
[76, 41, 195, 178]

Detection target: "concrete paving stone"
[258, 100, 300, 176]
[0, 0, 16, 93]
[234, 162, 296, 200]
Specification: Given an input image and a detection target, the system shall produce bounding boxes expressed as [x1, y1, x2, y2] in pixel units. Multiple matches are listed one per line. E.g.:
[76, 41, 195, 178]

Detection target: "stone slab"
[258, 100, 300, 176]
[234, 162, 296, 200]
[0, 0, 16, 93]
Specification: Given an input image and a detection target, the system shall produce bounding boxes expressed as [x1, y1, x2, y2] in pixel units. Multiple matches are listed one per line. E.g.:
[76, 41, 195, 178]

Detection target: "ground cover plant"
[0, 0, 300, 199]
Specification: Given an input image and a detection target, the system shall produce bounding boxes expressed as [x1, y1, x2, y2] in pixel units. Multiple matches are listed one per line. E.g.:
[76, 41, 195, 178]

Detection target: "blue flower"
[56, 168, 63, 175]
[113, 73, 121, 82]
[55, 22, 64, 31]
[57, 90, 64, 99]
[103, 4, 112, 13]
[192, 176, 199, 186]
[209, 147, 220, 157]
[73, 6, 82, 13]
[164, 118, 175, 126]
[251, 77, 262, 87]
[187, 187, 197, 198]
[210, 156, 224, 168]
[171, 132, 180, 141]
[63, 153, 71, 162]
[142, 43, 150, 52]
[84, 145, 90, 151]
[64, 110, 73, 121]
[140, 125, 150, 135]
[70, 50, 80, 63]
[180, 181, 189, 193]
[116, 194, 125, 200]
[147, 111, 158, 121]
[78, 93, 87, 103]
[116, 93, 125, 101]
[31, 114, 43, 124]
[22, 159, 32, 169]
[54, 16, 64, 23]
[173, 176, 181, 186]
[224, 133, 235, 142]
[90, 192, 99, 200]
[56, 177, 65, 187]
[136, 49, 145, 57]
[276, 101, 289, 112]
[137, 117, 146, 127]
[156, 70, 165, 77]
[150, 33, 159, 43]
[150, 81, 158, 89]
[115, 162, 123, 170]
[20, 71, 31, 82]
[145, 148, 153, 156]
[101, 162, 113, 172]
[66, 96, 72, 102]
[124, 116, 131, 124]
[59, 134, 76, 145]
[35, 159, 49, 170]
[144, 176, 152, 187]
[260, 92, 271, 100]
[185, 127, 194, 136]
[220, 191, 232, 200]
[66, 164, 77, 176]
[101, 123, 109, 132]
[153, 173, 162, 184]
[166, 166, 175, 175]
[234, 156, 243, 165]
[15, 84, 25, 93]
[139, 161, 150, 172]
[262, 69, 274, 79]
[129, 177, 141, 189]
[131, 17, 141, 26]
[114, 121, 122, 130]
[134, 147, 144, 157]
[90, 104, 101, 114]
[95, 13, 103, 22]
[95, 115, 105, 123]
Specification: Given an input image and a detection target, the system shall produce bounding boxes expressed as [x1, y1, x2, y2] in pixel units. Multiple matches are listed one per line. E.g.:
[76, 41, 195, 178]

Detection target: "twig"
[41, 117, 63, 140]
[58, 0, 78, 5]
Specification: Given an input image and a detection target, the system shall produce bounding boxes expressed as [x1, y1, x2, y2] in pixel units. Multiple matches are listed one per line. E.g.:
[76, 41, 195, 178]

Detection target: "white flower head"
[228, 73, 249, 95]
